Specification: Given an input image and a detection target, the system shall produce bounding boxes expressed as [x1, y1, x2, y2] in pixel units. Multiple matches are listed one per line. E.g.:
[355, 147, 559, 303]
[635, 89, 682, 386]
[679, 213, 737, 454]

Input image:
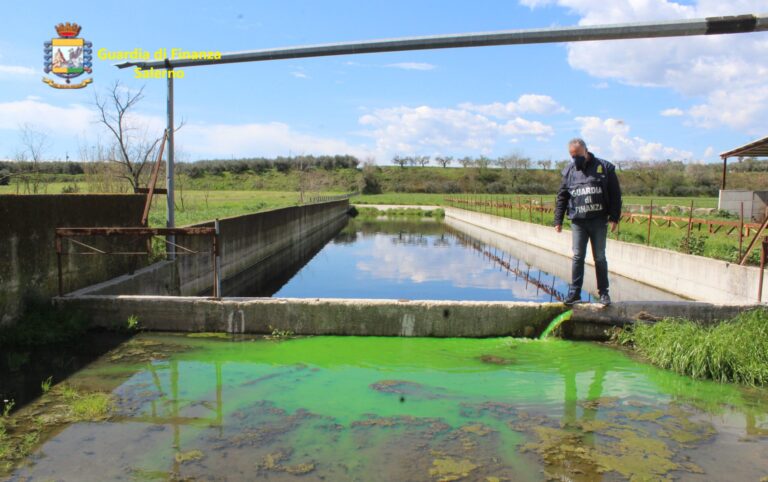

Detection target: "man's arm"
[606, 164, 622, 223]
[553, 169, 570, 228]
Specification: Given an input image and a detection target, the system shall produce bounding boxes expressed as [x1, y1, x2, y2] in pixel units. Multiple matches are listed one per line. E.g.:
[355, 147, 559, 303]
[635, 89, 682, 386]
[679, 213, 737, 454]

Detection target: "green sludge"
[538, 309, 573, 339]
[5, 334, 768, 481]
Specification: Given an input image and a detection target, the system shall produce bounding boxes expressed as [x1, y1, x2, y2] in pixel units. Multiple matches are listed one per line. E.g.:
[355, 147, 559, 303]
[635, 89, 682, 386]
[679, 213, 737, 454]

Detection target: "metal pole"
[213, 219, 221, 298]
[116, 15, 768, 71]
[166, 67, 176, 259]
[758, 237, 767, 302]
[529, 198, 533, 223]
[739, 201, 744, 260]
[647, 199, 654, 245]
[56, 235, 63, 297]
[686, 199, 694, 246]
[721, 156, 728, 191]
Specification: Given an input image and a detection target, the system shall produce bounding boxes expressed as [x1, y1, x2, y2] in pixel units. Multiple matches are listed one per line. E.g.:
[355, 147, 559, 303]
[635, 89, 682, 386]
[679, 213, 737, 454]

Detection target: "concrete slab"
[55, 295, 566, 338]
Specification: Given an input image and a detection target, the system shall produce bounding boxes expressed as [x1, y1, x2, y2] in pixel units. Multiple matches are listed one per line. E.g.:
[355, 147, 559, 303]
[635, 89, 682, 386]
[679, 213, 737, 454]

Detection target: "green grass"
[616, 308, 768, 386]
[435, 195, 760, 265]
[147, 190, 319, 226]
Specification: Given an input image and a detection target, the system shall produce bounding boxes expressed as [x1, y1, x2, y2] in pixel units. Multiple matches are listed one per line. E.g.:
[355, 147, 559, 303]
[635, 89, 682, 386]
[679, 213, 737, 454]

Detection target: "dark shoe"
[563, 292, 581, 306]
[598, 293, 611, 306]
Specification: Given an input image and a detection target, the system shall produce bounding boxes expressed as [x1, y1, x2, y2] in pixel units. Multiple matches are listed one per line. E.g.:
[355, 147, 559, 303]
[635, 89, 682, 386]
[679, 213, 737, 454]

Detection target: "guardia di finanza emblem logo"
[43, 22, 93, 89]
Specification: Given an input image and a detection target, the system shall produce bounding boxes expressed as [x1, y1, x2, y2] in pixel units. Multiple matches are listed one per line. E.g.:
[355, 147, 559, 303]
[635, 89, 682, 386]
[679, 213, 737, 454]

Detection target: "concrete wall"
[445, 217, 685, 302]
[176, 200, 349, 296]
[0, 194, 147, 325]
[718, 189, 768, 222]
[445, 207, 768, 304]
[55, 295, 566, 338]
[53, 295, 762, 340]
[70, 200, 350, 298]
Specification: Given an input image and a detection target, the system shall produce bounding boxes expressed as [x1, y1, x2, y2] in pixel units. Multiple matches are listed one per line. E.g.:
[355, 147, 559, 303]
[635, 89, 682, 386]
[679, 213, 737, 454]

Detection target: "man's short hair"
[568, 138, 587, 150]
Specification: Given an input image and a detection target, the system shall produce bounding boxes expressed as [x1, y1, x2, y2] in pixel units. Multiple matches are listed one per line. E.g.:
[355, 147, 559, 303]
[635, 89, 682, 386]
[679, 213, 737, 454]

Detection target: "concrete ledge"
[53, 296, 766, 340]
[54, 295, 566, 338]
[572, 301, 764, 326]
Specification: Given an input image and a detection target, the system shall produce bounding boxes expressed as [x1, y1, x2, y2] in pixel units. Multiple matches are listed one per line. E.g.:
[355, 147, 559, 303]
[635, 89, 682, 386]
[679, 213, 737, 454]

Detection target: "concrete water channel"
[4, 204, 768, 480]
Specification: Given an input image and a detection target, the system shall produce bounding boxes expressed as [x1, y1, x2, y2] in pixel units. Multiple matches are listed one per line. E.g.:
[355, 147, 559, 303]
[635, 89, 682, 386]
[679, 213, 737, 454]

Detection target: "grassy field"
[146, 190, 318, 226]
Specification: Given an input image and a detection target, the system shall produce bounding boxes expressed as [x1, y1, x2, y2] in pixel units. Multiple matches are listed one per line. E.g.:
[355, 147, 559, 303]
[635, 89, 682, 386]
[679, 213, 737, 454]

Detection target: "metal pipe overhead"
[116, 14, 768, 70]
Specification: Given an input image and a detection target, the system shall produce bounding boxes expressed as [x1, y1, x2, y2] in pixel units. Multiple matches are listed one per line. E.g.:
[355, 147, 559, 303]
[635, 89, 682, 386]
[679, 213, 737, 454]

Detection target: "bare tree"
[93, 81, 183, 190]
[537, 159, 552, 170]
[458, 156, 473, 168]
[415, 155, 430, 167]
[435, 156, 453, 168]
[392, 155, 408, 169]
[16, 123, 51, 193]
[475, 156, 492, 170]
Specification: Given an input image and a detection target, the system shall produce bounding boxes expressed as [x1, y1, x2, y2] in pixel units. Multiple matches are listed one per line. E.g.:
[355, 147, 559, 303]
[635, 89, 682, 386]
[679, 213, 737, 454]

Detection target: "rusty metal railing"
[55, 224, 221, 298]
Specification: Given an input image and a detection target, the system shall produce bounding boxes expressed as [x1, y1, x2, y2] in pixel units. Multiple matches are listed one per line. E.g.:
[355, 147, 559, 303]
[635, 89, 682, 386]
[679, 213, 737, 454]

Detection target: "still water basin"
[6, 333, 767, 481]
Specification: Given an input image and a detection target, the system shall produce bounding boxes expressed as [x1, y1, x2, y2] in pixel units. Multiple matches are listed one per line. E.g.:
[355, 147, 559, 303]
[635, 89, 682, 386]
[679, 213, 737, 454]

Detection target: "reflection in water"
[7, 335, 768, 481]
[271, 218, 590, 301]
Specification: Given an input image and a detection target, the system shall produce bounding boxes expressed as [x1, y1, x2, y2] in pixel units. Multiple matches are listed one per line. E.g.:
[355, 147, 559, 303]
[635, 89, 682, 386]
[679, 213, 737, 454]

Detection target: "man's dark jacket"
[553, 152, 622, 226]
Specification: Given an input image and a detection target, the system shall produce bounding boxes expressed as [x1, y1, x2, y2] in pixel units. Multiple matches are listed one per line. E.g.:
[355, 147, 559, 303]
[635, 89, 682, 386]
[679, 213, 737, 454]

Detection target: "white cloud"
[180, 121, 369, 159]
[576, 116, 694, 160]
[592, 82, 609, 89]
[519, 0, 555, 7]
[660, 107, 684, 117]
[385, 62, 436, 71]
[521, 0, 768, 133]
[0, 98, 369, 160]
[459, 94, 567, 116]
[358, 99, 556, 158]
[0, 65, 36, 76]
[0, 99, 95, 135]
[291, 70, 309, 79]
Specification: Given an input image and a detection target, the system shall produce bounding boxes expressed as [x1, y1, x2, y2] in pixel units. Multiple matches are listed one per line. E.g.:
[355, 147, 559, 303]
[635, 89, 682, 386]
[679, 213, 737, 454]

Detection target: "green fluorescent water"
[9, 334, 768, 481]
[538, 309, 573, 340]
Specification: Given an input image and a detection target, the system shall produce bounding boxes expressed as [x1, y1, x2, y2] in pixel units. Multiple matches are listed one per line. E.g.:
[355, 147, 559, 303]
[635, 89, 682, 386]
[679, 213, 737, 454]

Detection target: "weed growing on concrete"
[126, 315, 140, 332]
[267, 325, 295, 340]
[40, 377, 52, 394]
[617, 308, 768, 385]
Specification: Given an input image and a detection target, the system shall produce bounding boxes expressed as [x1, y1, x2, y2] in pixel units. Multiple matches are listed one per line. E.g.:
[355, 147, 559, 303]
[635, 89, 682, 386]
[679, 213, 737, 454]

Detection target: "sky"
[3, 0, 768, 165]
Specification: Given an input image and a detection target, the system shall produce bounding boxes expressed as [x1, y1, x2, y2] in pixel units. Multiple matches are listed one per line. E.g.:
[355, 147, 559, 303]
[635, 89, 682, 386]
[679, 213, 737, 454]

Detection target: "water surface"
[7, 334, 767, 481]
[271, 218, 583, 302]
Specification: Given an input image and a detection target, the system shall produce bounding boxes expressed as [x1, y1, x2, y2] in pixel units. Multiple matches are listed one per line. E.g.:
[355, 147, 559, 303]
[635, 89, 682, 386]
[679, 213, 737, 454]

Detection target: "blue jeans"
[569, 216, 609, 296]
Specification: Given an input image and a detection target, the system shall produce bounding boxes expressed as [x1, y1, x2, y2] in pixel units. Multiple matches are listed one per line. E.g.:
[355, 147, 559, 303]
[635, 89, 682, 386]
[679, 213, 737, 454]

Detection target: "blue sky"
[2, 0, 767, 164]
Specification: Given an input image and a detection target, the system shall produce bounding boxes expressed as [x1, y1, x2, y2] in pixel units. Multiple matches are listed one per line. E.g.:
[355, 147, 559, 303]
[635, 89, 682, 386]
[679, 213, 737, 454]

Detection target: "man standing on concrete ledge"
[554, 138, 622, 306]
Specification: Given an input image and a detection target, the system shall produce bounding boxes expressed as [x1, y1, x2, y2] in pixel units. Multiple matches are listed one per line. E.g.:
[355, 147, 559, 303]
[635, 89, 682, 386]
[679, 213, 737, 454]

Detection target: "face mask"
[572, 155, 586, 170]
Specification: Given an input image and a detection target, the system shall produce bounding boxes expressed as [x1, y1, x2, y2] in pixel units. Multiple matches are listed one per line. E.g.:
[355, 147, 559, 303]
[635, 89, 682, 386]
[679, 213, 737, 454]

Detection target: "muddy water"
[6, 334, 767, 481]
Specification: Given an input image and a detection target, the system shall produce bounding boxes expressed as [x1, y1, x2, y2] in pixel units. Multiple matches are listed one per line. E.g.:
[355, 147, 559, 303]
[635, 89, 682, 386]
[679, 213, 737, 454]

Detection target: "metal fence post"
[759, 236, 768, 301]
[647, 199, 654, 245]
[56, 234, 63, 297]
[213, 219, 221, 298]
[686, 199, 693, 248]
[739, 201, 744, 260]
[529, 198, 533, 223]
